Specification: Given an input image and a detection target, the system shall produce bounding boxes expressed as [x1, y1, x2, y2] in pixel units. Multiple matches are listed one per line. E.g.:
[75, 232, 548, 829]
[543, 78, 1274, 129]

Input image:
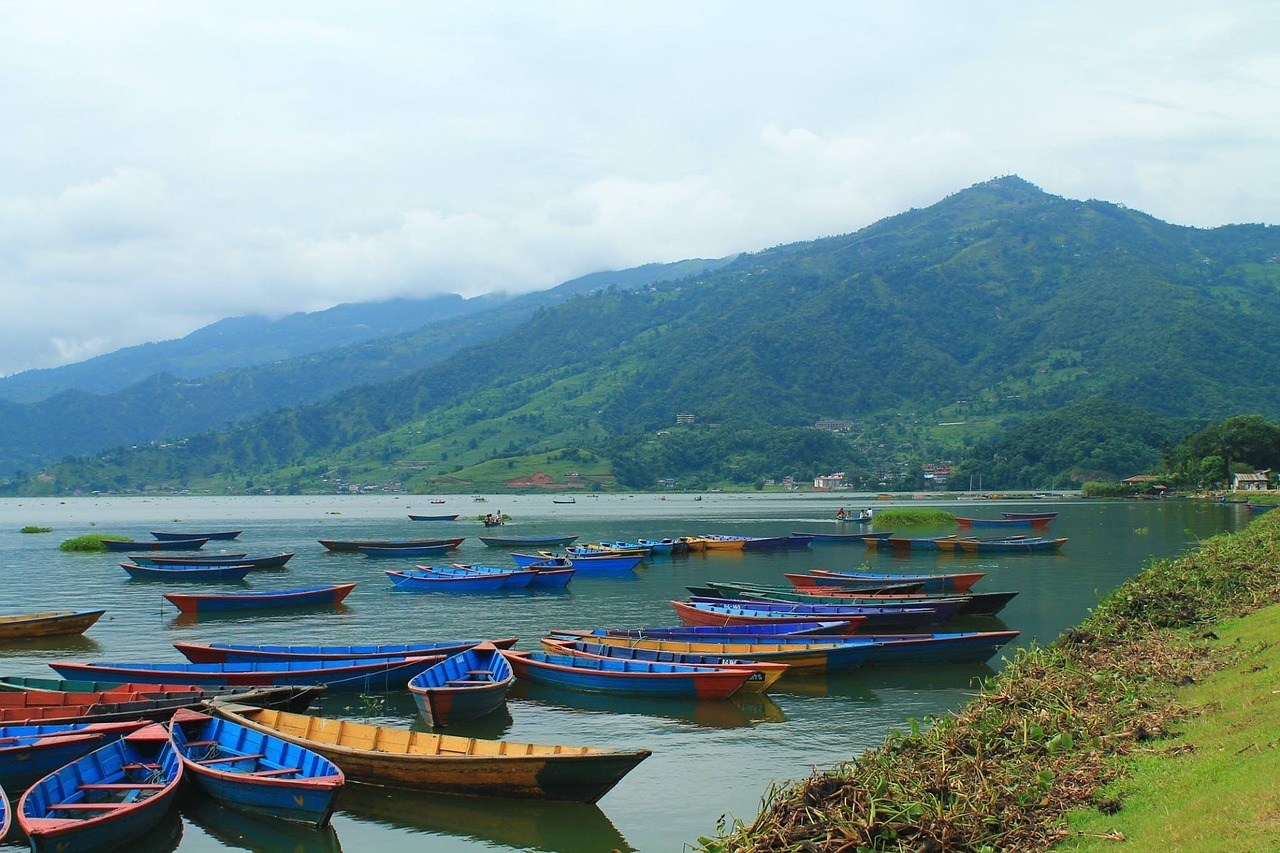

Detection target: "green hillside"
[16, 176, 1280, 495]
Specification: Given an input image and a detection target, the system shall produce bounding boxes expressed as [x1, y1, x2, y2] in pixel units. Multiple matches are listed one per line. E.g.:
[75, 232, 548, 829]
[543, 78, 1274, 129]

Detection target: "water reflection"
[0, 634, 101, 657]
[508, 681, 785, 728]
[167, 604, 354, 629]
[183, 794, 342, 852]
[337, 785, 635, 853]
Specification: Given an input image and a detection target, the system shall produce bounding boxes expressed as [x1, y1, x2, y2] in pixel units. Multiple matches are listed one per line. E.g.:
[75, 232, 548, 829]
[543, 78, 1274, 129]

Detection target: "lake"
[0, 494, 1250, 851]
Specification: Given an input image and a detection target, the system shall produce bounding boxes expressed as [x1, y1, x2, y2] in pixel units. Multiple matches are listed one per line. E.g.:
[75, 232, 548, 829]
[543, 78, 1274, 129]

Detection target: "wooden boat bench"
[445, 679, 492, 685]
[78, 783, 166, 791]
[197, 752, 265, 765]
[247, 766, 299, 777]
[466, 670, 494, 676]
[183, 740, 218, 747]
[122, 763, 160, 771]
[50, 802, 132, 810]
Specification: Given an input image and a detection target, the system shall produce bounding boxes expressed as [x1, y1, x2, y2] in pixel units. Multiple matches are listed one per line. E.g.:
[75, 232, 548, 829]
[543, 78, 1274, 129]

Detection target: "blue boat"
[120, 562, 253, 582]
[386, 569, 510, 592]
[478, 535, 580, 548]
[540, 638, 788, 693]
[678, 598, 966, 630]
[169, 707, 343, 827]
[0, 720, 150, 793]
[511, 551, 642, 573]
[102, 537, 210, 552]
[163, 583, 356, 614]
[18, 723, 182, 852]
[523, 561, 576, 588]
[151, 530, 242, 541]
[562, 622, 853, 639]
[48, 656, 443, 692]
[636, 539, 676, 555]
[407, 644, 513, 727]
[174, 637, 519, 664]
[421, 565, 537, 589]
[132, 553, 293, 569]
[500, 651, 752, 698]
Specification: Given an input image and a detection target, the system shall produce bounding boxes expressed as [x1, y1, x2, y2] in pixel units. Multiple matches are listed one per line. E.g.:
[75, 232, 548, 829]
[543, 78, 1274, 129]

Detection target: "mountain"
[15, 176, 1280, 495]
[0, 257, 733, 475]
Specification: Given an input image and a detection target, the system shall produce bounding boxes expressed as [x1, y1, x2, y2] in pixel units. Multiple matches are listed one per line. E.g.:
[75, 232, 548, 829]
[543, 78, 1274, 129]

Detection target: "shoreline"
[702, 510, 1280, 850]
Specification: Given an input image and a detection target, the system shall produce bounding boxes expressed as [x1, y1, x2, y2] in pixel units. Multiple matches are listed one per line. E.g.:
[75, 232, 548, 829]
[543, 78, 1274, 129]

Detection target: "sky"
[2, 2, 1278, 376]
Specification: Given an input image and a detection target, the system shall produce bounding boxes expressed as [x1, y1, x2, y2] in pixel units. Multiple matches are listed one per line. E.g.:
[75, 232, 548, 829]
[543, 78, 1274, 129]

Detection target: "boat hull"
[48, 656, 441, 692]
[0, 610, 105, 641]
[407, 646, 513, 727]
[478, 535, 580, 548]
[501, 651, 751, 698]
[102, 538, 209, 551]
[213, 704, 650, 803]
[163, 584, 356, 614]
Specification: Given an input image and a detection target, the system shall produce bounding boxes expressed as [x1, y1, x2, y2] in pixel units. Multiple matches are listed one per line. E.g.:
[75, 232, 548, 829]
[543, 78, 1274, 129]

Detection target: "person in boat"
[836, 507, 847, 519]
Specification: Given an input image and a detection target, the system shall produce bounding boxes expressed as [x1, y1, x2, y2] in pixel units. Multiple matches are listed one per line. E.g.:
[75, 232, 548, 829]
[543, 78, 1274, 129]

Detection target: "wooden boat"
[1247, 503, 1276, 513]
[120, 562, 253, 582]
[170, 707, 343, 828]
[955, 516, 1049, 529]
[0, 610, 106, 641]
[407, 514, 460, 521]
[386, 569, 511, 592]
[862, 534, 958, 551]
[0, 690, 212, 726]
[174, 637, 518, 664]
[19, 723, 182, 851]
[579, 621, 855, 640]
[407, 644, 513, 727]
[791, 530, 893, 543]
[636, 538, 680, 555]
[954, 536, 1067, 553]
[522, 561, 576, 588]
[0, 721, 150, 793]
[0, 682, 322, 713]
[551, 632, 873, 673]
[539, 638, 787, 693]
[513, 551, 642, 573]
[571, 630, 1019, 667]
[701, 583, 1018, 617]
[679, 598, 965, 630]
[49, 656, 443, 692]
[569, 542, 652, 557]
[479, 534, 579, 548]
[359, 543, 458, 558]
[500, 650, 752, 699]
[151, 530, 241, 541]
[213, 703, 650, 803]
[551, 497, 576, 504]
[163, 583, 356, 615]
[667, 603, 858, 633]
[790, 569, 986, 594]
[1000, 511, 1059, 521]
[740, 535, 797, 550]
[692, 535, 749, 552]
[424, 565, 537, 589]
[318, 537, 464, 552]
[102, 537, 209, 552]
[133, 552, 293, 569]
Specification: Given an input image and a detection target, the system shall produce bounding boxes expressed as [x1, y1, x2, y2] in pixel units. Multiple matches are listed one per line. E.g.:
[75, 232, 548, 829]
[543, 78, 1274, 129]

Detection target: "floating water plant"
[58, 534, 129, 552]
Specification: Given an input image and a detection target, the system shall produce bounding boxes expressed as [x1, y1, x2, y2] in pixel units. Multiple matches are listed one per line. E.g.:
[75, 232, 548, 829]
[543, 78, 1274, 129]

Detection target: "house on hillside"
[1232, 470, 1273, 492]
[813, 472, 847, 490]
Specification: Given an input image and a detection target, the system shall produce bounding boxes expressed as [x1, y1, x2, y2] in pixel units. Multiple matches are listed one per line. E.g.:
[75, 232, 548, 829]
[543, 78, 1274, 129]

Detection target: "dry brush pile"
[702, 512, 1280, 852]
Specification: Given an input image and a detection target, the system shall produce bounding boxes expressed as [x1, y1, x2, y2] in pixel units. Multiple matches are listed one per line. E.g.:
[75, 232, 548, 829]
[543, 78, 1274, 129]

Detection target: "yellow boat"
[212, 703, 650, 803]
[0, 609, 105, 641]
[696, 535, 748, 552]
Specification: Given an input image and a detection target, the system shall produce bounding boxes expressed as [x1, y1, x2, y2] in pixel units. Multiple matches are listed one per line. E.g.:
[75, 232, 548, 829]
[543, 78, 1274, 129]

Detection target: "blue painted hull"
[121, 562, 252, 582]
[102, 538, 208, 551]
[502, 651, 749, 698]
[527, 567, 575, 588]
[478, 535, 579, 548]
[359, 544, 456, 557]
[425, 565, 536, 589]
[164, 584, 355, 613]
[174, 638, 515, 664]
[171, 710, 343, 827]
[151, 530, 241, 541]
[407, 646, 513, 727]
[0, 722, 146, 792]
[48, 656, 440, 692]
[20, 726, 182, 853]
[386, 570, 509, 592]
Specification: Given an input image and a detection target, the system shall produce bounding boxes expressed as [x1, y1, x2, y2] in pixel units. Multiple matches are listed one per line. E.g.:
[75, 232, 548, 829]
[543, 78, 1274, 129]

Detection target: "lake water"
[0, 494, 1250, 851]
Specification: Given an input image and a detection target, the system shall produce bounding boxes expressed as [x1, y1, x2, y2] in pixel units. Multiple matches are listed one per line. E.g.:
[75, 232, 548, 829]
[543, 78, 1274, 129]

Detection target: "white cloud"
[0, 2, 1277, 375]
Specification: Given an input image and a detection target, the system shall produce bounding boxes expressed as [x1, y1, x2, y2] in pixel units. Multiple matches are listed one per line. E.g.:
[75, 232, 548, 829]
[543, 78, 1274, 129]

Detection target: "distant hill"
[0, 257, 733, 475]
[16, 176, 1280, 495]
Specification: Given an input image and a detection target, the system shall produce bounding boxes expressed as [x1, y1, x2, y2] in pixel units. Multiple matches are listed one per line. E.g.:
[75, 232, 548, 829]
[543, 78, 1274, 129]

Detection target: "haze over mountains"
[8, 176, 1280, 494]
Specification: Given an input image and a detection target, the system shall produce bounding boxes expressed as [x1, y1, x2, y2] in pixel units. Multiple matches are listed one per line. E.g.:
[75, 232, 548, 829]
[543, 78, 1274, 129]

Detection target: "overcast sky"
[2, 2, 1278, 376]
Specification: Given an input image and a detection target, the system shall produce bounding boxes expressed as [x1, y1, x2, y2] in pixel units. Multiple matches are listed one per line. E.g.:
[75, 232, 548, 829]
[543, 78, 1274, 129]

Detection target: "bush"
[19, 526, 52, 534]
[58, 534, 128, 552]
[871, 508, 956, 526]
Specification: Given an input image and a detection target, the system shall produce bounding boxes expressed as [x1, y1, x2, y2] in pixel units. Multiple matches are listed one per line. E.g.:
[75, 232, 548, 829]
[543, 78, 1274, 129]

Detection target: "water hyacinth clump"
[58, 533, 129, 552]
[703, 513, 1280, 851]
[19, 525, 52, 534]
[869, 508, 956, 527]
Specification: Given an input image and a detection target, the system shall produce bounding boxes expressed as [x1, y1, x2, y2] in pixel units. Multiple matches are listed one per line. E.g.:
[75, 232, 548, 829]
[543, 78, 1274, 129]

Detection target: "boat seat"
[444, 679, 492, 685]
[197, 752, 265, 764]
[50, 802, 131, 810]
[79, 783, 167, 791]
[122, 763, 159, 770]
[247, 767, 300, 777]
[465, 670, 492, 676]
[183, 740, 218, 747]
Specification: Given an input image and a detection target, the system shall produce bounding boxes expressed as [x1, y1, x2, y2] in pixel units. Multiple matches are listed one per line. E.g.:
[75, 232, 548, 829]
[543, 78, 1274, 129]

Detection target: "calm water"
[0, 494, 1250, 852]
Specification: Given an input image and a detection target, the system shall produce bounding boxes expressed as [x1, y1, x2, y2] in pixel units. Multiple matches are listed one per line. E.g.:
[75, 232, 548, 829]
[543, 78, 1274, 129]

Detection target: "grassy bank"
[702, 511, 1280, 851]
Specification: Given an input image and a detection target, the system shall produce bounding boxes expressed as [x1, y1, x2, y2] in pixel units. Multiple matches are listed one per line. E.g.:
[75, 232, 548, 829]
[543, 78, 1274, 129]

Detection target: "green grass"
[58, 533, 128, 552]
[19, 526, 52, 534]
[871, 508, 956, 526]
[1061, 604, 1280, 851]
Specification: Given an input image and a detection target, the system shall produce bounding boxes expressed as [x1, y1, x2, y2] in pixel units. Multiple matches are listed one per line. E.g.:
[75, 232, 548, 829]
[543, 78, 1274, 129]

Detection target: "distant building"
[813, 472, 847, 490]
[813, 420, 852, 432]
[676, 413, 697, 425]
[1232, 470, 1273, 491]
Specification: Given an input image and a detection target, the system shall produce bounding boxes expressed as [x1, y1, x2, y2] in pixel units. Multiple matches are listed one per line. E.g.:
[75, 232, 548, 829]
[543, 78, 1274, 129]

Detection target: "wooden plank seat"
[50, 802, 131, 810]
[247, 767, 300, 777]
[122, 763, 159, 770]
[196, 752, 265, 765]
[445, 679, 492, 685]
[78, 783, 166, 791]
[183, 740, 218, 747]
[466, 670, 493, 676]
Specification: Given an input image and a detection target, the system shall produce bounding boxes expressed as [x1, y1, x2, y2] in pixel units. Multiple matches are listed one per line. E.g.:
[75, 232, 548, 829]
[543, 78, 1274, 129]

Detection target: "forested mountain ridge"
[0, 257, 731, 476]
[16, 176, 1280, 495]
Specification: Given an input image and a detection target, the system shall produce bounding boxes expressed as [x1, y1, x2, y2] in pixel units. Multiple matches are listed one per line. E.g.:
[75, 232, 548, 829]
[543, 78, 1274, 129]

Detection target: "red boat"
[669, 601, 866, 634]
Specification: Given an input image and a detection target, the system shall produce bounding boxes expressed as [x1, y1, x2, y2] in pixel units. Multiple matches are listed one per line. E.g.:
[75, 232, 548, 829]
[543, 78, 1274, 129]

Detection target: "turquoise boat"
[407, 644, 513, 727]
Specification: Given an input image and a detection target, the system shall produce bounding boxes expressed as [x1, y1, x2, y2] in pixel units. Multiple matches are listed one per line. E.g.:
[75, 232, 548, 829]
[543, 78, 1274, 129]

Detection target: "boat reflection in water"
[336, 784, 635, 853]
[508, 680, 785, 728]
[168, 604, 354, 629]
[184, 794, 343, 853]
[0, 633, 100, 656]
